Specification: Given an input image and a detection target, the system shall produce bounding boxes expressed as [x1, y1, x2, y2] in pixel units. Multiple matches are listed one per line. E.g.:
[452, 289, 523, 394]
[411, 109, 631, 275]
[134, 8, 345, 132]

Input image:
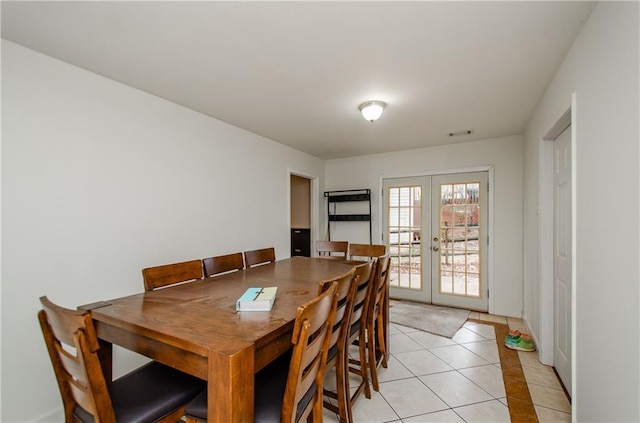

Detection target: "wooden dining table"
[81, 256, 359, 422]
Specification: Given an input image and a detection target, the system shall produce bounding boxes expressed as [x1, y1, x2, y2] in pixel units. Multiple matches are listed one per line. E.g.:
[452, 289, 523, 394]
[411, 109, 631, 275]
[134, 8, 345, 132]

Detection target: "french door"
[383, 172, 488, 311]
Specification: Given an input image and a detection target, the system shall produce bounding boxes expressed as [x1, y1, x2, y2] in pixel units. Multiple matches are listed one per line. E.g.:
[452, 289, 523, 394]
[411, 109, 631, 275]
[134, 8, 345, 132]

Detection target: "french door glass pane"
[388, 186, 422, 290]
[438, 182, 481, 297]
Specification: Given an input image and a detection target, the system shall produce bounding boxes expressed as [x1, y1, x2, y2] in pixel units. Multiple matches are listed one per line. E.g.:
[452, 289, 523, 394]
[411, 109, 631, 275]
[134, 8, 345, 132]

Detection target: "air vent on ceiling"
[448, 129, 473, 137]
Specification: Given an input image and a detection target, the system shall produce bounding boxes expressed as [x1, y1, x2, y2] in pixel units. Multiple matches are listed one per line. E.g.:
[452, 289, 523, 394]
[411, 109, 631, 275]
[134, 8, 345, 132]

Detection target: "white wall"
[523, 2, 639, 421]
[324, 135, 524, 318]
[1, 40, 325, 422]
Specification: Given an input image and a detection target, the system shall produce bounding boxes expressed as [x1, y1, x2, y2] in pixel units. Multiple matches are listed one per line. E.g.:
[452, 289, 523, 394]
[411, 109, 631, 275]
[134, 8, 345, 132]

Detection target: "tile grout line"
[468, 318, 539, 423]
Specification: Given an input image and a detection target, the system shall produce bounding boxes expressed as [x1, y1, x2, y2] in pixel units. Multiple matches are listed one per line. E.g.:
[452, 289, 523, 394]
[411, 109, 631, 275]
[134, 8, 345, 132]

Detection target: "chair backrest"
[348, 243, 386, 261]
[318, 267, 357, 365]
[282, 281, 338, 423]
[38, 296, 115, 422]
[316, 241, 349, 260]
[368, 255, 390, 322]
[142, 259, 203, 291]
[244, 247, 276, 268]
[348, 260, 376, 338]
[202, 252, 244, 277]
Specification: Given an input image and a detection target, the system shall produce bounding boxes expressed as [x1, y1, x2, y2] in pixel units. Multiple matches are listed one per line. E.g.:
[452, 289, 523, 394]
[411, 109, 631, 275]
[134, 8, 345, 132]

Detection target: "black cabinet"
[291, 228, 310, 257]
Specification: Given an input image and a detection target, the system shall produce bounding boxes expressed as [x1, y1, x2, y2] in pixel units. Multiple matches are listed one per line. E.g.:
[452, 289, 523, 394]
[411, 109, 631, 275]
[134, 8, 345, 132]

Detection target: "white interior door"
[553, 126, 572, 397]
[384, 172, 488, 311]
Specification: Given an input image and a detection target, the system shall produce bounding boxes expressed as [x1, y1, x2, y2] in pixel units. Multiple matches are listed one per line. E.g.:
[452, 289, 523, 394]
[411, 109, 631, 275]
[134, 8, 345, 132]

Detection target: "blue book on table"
[236, 287, 278, 311]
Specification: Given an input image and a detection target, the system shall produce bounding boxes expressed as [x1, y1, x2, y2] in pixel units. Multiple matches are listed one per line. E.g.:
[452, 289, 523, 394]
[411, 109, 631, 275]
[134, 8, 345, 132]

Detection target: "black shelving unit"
[324, 189, 372, 243]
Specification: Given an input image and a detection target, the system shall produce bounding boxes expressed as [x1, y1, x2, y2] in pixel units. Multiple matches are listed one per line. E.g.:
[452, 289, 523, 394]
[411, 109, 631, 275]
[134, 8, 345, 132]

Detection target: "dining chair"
[141, 259, 203, 291]
[348, 243, 386, 261]
[38, 296, 206, 423]
[244, 247, 276, 268]
[316, 240, 349, 260]
[345, 260, 377, 422]
[184, 281, 339, 423]
[364, 255, 390, 391]
[202, 252, 244, 277]
[317, 267, 357, 423]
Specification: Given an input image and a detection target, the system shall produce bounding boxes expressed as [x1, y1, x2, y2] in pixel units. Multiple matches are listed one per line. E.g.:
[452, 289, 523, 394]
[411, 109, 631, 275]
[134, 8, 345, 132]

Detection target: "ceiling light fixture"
[359, 101, 386, 123]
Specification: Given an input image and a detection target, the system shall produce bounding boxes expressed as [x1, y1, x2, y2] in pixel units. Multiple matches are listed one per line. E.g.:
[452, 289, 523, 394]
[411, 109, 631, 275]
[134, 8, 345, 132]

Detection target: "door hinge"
[487, 236, 489, 245]
[487, 289, 490, 298]
[487, 182, 489, 192]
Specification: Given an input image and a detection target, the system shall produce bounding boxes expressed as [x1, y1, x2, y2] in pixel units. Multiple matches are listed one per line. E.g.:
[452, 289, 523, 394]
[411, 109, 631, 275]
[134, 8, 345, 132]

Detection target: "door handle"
[431, 246, 439, 251]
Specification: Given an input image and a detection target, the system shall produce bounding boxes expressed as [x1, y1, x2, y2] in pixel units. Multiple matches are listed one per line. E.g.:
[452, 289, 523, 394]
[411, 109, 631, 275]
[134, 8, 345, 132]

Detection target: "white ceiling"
[1, 1, 596, 159]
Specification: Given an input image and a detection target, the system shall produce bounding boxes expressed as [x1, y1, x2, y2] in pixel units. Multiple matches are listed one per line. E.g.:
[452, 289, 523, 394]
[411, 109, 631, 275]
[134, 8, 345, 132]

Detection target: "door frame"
[538, 95, 576, 402]
[379, 165, 495, 314]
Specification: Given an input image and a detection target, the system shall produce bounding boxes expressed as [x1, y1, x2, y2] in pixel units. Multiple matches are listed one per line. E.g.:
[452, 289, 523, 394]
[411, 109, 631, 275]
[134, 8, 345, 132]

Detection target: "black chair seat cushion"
[74, 361, 206, 423]
[326, 343, 338, 364]
[350, 320, 361, 337]
[185, 349, 317, 422]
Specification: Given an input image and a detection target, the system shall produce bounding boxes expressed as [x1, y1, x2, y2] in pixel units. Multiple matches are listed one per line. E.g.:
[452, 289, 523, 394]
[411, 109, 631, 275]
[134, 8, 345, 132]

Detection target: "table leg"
[207, 343, 255, 422]
[97, 339, 113, 381]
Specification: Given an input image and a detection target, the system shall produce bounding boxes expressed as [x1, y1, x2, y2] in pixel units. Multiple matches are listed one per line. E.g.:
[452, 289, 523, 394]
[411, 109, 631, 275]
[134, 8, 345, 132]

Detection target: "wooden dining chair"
[184, 281, 339, 423]
[141, 259, 203, 291]
[202, 252, 244, 277]
[317, 268, 357, 423]
[345, 260, 377, 422]
[348, 243, 386, 261]
[316, 240, 349, 260]
[38, 296, 206, 423]
[244, 247, 276, 268]
[364, 255, 390, 392]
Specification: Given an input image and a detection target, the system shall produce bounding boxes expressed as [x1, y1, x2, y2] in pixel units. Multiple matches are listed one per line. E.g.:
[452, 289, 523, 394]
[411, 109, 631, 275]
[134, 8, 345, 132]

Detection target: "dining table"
[80, 256, 362, 422]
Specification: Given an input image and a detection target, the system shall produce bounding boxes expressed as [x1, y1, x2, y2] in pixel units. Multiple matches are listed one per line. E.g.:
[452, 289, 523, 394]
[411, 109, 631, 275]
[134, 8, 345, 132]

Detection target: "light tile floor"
[322, 313, 571, 422]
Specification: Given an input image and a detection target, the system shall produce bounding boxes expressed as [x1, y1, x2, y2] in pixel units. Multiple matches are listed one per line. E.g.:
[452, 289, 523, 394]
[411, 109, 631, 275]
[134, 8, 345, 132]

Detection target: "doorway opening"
[289, 173, 315, 257]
